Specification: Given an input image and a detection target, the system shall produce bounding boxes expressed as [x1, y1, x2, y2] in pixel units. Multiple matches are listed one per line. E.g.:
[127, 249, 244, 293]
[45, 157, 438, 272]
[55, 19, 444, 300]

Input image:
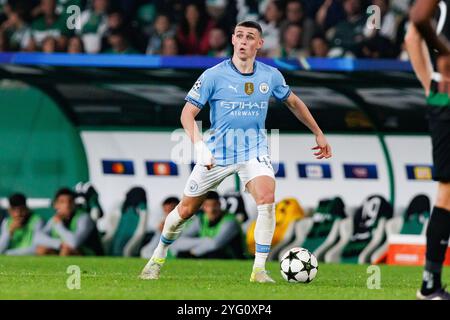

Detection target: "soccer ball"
[280, 247, 318, 283]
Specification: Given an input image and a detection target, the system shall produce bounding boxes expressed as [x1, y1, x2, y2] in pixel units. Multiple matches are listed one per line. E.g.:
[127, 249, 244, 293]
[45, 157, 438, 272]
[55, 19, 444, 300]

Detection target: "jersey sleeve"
[185, 70, 214, 109]
[271, 69, 291, 102]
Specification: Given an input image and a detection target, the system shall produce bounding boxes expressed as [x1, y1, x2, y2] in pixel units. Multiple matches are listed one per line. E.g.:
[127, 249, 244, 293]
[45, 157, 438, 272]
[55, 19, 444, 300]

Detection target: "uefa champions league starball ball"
[280, 247, 318, 283]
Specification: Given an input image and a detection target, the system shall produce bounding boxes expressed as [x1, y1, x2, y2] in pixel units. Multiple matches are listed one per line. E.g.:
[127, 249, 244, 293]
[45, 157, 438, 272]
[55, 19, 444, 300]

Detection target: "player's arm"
[410, 0, 450, 55]
[284, 93, 332, 159]
[404, 23, 433, 96]
[180, 102, 203, 144]
[180, 102, 215, 169]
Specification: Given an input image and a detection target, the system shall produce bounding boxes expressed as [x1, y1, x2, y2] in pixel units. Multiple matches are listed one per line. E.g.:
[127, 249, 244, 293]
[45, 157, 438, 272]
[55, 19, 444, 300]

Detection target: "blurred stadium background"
[0, 0, 449, 271]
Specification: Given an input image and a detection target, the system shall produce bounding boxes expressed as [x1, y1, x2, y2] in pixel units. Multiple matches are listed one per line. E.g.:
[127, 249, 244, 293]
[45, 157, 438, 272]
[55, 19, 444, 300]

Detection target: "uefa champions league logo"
[192, 79, 202, 92]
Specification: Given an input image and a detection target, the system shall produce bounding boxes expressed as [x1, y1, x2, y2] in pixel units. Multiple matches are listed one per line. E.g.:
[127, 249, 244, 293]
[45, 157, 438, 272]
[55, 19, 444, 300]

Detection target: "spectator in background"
[207, 26, 231, 57]
[32, 0, 85, 18]
[0, 0, 10, 25]
[280, 0, 316, 51]
[146, 13, 176, 55]
[206, 0, 237, 35]
[206, 0, 226, 23]
[103, 27, 139, 54]
[0, 30, 6, 51]
[140, 196, 180, 259]
[177, 2, 214, 55]
[170, 191, 246, 259]
[310, 34, 329, 57]
[363, 0, 399, 42]
[67, 35, 84, 53]
[35, 188, 103, 256]
[28, 0, 73, 52]
[153, 0, 185, 24]
[270, 22, 306, 58]
[360, 0, 400, 58]
[134, 1, 156, 37]
[0, 0, 32, 52]
[0, 193, 43, 256]
[315, 0, 347, 32]
[102, 9, 146, 53]
[112, 0, 139, 20]
[77, 0, 109, 53]
[236, 0, 260, 22]
[327, 0, 366, 57]
[41, 35, 57, 52]
[258, 0, 283, 56]
[160, 36, 179, 55]
[359, 35, 396, 58]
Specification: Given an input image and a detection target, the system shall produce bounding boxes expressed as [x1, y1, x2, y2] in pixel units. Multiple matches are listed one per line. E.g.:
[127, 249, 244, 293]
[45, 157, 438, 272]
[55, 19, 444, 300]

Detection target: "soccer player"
[406, 0, 450, 300]
[140, 21, 332, 283]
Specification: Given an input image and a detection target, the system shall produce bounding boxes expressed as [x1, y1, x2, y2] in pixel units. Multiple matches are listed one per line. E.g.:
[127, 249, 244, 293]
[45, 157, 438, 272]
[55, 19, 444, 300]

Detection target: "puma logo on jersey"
[228, 85, 238, 93]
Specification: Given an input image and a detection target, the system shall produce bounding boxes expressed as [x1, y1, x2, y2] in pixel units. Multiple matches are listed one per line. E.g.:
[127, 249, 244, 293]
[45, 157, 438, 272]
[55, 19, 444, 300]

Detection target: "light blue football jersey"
[185, 59, 291, 166]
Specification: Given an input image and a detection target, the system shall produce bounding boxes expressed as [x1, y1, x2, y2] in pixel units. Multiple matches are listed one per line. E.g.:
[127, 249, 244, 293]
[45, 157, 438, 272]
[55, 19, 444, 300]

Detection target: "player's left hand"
[312, 134, 332, 159]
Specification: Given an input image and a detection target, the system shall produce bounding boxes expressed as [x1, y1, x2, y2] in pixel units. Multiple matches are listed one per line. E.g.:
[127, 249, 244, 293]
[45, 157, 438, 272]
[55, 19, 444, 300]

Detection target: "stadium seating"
[324, 195, 393, 264]
[0, 206, 6, 224]
[370, 194, 431, 264]
[272, 197, 347, 261]
[74, 182, 104, 222]
[33, 207, 54, 222]
[220, 191, 249, 224]
[102, 187, 148, 256]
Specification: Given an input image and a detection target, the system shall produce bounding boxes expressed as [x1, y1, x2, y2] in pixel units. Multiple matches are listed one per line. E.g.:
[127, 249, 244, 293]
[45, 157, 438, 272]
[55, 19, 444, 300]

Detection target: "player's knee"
[436, 182, 450, 211]
[255, 193, 274, 205]
[177, 202, 196, 219]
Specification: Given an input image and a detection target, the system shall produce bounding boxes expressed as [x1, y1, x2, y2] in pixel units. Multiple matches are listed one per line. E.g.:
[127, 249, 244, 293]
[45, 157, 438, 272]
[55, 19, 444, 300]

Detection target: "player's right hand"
[194, 141, 215, 170]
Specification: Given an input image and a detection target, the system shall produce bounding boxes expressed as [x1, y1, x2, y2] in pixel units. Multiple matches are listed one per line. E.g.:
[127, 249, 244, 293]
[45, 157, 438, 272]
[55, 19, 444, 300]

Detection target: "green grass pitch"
[0, 256, 448, 300]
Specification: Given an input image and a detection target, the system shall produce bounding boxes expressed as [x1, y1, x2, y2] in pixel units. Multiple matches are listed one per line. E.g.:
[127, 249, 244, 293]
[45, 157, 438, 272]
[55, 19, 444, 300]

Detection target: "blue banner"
[146, 161, 178, 176]
[102, 160, 134, 175]
[343, 164, 378, 179]
[405, 164, 433, 181]
[298, 163, 332, 179]
[273, 162, 286, 178]
[0, 53, 413, 72]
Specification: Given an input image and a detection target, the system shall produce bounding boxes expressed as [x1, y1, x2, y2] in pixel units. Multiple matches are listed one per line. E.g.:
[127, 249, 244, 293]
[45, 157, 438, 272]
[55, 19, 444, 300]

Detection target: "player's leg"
[247, 176, 276, 282]
[239, 157, 276, 283]
[151, 194, 206, 260]
[418, 113, 450, 300]
[140, 164, 235, 280]
[419, 182, 450, 299]
[139, 194, 206, 280]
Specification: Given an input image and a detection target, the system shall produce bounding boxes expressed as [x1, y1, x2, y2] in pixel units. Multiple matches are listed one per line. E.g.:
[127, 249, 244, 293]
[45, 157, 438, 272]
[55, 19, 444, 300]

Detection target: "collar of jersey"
[229, 59, 256, 76]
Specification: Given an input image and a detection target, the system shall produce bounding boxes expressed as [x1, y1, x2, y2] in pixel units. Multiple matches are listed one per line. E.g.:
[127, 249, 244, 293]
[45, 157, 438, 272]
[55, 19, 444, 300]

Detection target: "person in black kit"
[406, 0, 450, 300]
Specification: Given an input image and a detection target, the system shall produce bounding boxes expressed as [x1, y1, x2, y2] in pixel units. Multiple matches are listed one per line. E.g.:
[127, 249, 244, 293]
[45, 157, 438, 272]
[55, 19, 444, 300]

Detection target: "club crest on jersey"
[259, 82, 269, 94]
[245, 82, 254, 95]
